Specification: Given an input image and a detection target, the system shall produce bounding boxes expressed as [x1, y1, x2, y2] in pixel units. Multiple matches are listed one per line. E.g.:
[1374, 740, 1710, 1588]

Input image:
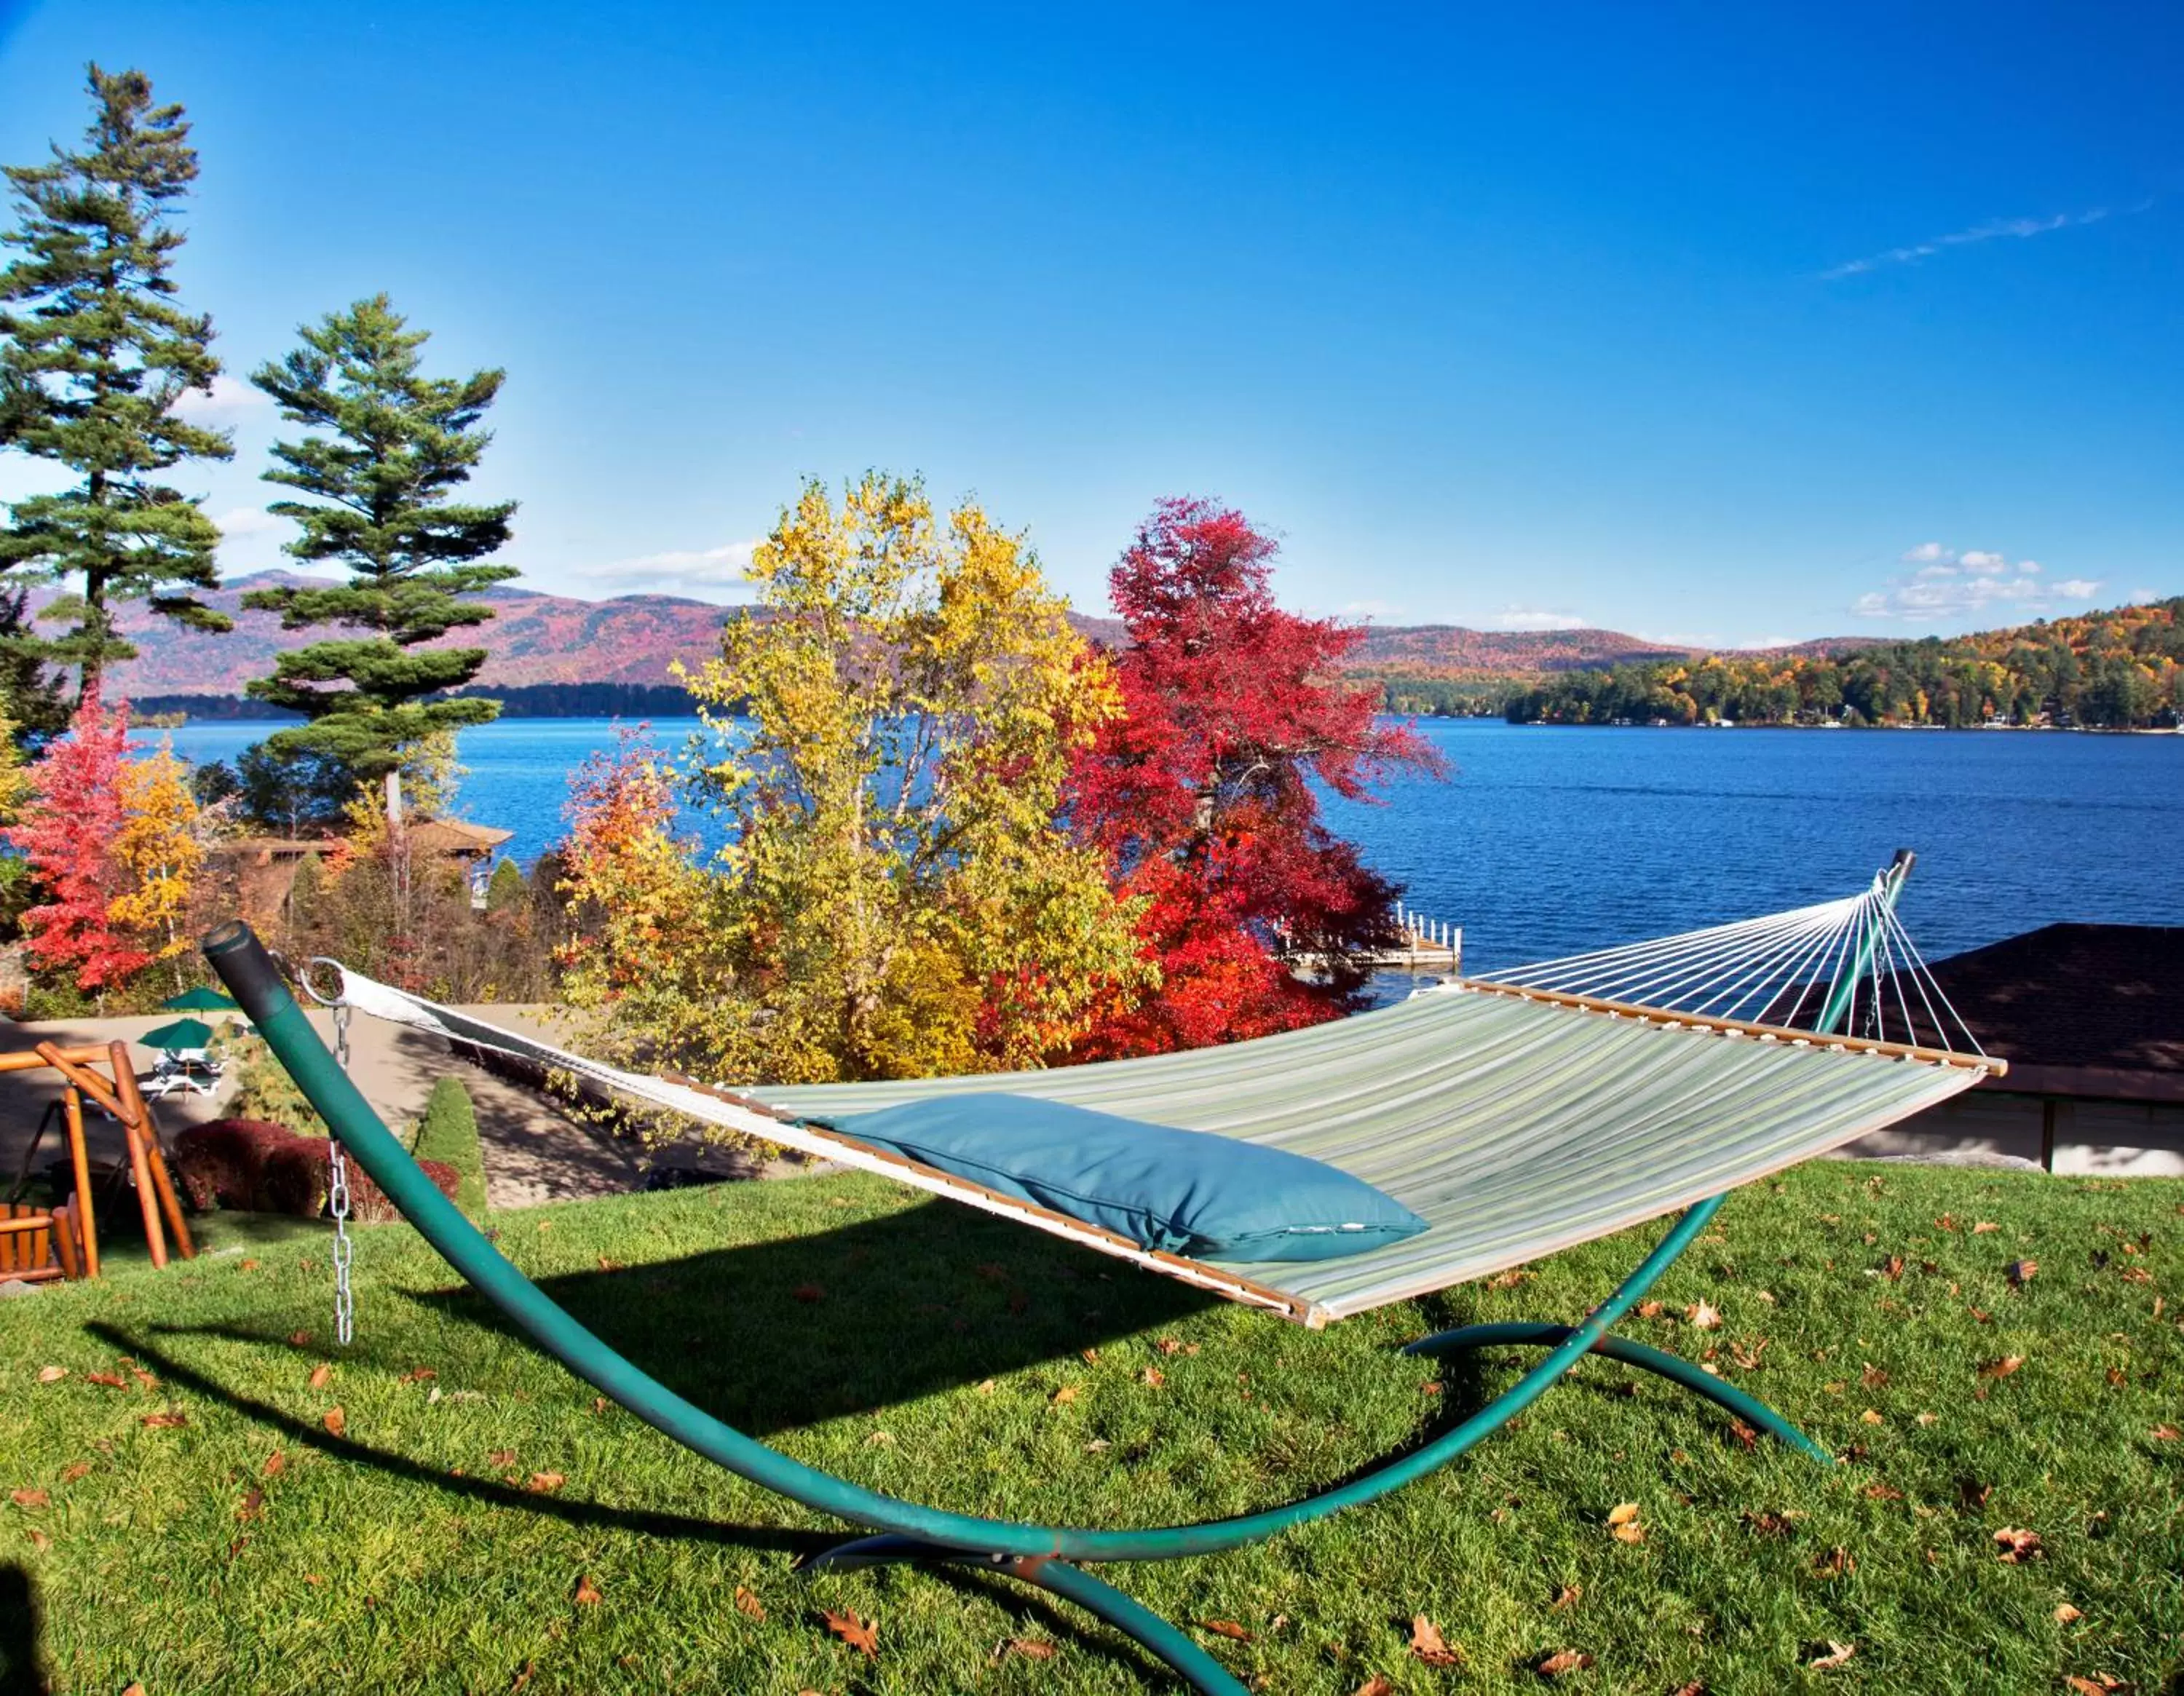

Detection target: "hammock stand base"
[203, 922, 1832, 1696]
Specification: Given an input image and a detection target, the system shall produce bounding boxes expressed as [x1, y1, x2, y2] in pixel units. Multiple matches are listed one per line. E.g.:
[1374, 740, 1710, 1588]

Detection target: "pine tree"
[0, 66, 233, 698]
[243, 293, 517, 817]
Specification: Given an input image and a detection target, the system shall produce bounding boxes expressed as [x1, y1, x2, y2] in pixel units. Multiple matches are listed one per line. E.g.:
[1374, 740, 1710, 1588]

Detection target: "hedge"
[409, 1076, 488, 1221]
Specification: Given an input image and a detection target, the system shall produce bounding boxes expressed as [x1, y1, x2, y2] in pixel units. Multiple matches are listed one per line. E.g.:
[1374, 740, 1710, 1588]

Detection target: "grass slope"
[3, 1161, 2180, 1695]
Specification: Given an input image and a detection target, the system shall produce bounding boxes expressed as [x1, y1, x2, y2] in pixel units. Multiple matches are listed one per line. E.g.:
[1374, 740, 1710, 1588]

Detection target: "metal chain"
[329, 1000, 355, 1347]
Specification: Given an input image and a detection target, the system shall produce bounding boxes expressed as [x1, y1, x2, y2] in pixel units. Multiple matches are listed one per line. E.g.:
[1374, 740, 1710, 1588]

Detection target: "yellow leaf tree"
[564, 473, 1150, 1085]
[108, 737, 204, 981]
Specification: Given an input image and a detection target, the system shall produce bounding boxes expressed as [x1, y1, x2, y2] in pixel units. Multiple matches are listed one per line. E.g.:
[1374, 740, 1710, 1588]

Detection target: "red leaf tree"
[1067, 497, 1444, 1058]
[4, 685, 151, 994]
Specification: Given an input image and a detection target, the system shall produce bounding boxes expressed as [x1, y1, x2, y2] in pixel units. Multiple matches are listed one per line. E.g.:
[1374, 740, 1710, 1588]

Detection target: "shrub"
[225, 1033, 328, 1138]
[258, 1139, 460, 1223]
[170, 1118, 303, 1211]
[409, 1077, 488, 1220]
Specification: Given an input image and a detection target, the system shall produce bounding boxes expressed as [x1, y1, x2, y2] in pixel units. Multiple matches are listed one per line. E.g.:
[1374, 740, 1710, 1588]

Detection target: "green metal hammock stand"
[202, 852, 1995, 1696]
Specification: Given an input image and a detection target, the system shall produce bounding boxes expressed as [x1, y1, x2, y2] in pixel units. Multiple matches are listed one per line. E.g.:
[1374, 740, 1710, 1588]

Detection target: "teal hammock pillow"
[818, 1094, 1430, 1263]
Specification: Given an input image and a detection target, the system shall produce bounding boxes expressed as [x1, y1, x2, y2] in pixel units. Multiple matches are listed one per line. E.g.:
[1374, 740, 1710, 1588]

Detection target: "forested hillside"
[1502, 599, 2184, 729]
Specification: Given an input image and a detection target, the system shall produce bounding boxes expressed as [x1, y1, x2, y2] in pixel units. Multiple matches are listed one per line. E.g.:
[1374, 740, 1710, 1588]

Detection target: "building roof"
[1922, 923, 2184, 1103]
[405, 819, 515, 857]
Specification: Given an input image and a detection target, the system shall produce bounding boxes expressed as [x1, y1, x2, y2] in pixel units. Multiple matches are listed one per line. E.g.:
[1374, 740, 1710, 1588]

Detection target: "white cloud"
[1823, 204, 2134, 280]
[2129, 587, 2159, 603]
[212, 506, 282, 539]
[578, 539, 759, 599]
[173, 374, 269, 419]
[1856, 542, 2102, 623]
[1489, 606, 1586, 631]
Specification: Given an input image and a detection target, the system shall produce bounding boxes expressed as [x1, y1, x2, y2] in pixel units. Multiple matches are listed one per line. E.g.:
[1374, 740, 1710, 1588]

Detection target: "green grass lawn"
[4, 1160, 2180, 1695]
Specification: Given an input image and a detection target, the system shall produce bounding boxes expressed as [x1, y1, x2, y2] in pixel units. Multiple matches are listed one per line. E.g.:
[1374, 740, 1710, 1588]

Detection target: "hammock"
[202, 853, 1996, 1696]
[322, 860, 1998, 1327]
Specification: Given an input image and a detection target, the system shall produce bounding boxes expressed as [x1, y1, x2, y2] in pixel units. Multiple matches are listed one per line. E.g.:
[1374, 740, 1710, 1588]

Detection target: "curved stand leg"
[1406, 1320, 1834, 1465]
[802, 1534, 1249, 1696]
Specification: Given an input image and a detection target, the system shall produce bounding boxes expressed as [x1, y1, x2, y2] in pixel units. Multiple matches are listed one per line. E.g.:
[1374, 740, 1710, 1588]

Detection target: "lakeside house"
[209, 819, 516, 927]
[1845, 923, 2184, 1176]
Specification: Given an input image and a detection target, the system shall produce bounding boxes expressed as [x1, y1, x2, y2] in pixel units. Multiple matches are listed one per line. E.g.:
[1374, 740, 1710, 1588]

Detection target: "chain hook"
[304, 959, 357, 1349]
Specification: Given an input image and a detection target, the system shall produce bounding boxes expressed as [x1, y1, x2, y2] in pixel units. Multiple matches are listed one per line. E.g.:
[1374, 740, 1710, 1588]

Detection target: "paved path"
[3, 1004, 782, 1212]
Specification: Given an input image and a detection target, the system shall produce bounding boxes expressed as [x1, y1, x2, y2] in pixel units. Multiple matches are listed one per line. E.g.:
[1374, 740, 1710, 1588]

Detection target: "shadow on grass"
[154, 1199, 1222, 1438]
[0, 1564, 48, 1696]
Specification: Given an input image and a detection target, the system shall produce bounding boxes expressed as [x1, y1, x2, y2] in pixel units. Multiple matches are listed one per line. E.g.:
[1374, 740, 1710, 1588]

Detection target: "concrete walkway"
[2, 1004, 779, 1212]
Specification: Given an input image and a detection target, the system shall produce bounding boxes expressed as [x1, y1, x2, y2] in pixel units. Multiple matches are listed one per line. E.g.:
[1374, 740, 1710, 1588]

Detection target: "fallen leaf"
[488, 1449, 518, 1467]
[1606, 1502, 1640, 1526]
[526, 1472, 566, 1494]
[85, 1371, 129, 1389]
[1861, 1408, 1884, 1425]
[238, 1259, 260, 1271]
[11, 1490, 50, 1510]
[25, 1528, 49, 1553]
[1815, 1545, 1855, 1576]
[1971, 1221, 1998, 1234]
[822, 1606, 878, 1658]
[36, 1366, 68, 1384]
[1861, 1363, 1889, 1387]
[1687, 1300, 1722, 1330]
[1977, 1355, 2024, 1379]
[2007, 1259, 2038, 1288]
[791, 1284, 825, 1304]
[1669, 1684, 1706, 1696]
[1636, 1299, 1663, 1318]
[1883, 1255, 1904, 1282]
[288, 1331, 312, 1347]
[1728, 1418, 1759, 1450]
[2054, 1603, 2084, 1624]
[1080, 1347, 1101, 1364]
[1808, 1641, 1856, 1670]
[262, 1450, 285, 1477]
[2106, 1367, 2127, 1387]
[1993, 1527, 2044, 1563]
[308, 1363, 332, 1390]
[1551, 1583, 1582, 1609]
[400, 1368, 437, 1384]
[572, 1573, 601, 1605]
[1959, 1478, 1993, 1511]
[1612, 1521, 1645, 1544]
[321, 1407, 345, 1438]
[2150, 1424, 2180, 1442]
[1407, 1615, 1460, 1666]
[1969, 1306, 1993, 1323]
[510, 1663, 533, 1693]
[2062, 1675, 2129, 1694]
[1744, 1510, 1793, 1537]
[1536, 1649, 1595, 1676]
[140, 1412, 187, 1429]
[1864, 1481, 1904, 1500]
[1003, 1637, 1056, 1660]
[1142, 1368, 1166, 1387]
[1350, 1678, 1394, 1696]
[1050, 1384, 1079, 1406]
[1200, 1620, 1254, 1642]
[974, 1379, 995, 1395]
[59, 1463, 90, 1483]
[1916, 1411, 1939, 1426]
[237, 1488, 264, 1522]
[1487, 1267, 1531, 1290]
[122, 1685, 146, 1696]
[734, 1585, 764, 1621]
[2118, 1267, 2153, 1284]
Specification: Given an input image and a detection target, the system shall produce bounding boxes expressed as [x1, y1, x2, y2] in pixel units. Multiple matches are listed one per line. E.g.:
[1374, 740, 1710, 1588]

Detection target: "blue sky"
[1, 1, 2178, 645]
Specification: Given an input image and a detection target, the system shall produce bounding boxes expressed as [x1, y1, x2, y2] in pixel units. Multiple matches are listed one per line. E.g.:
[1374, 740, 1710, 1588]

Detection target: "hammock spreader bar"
[204, 919, 1854, 1695]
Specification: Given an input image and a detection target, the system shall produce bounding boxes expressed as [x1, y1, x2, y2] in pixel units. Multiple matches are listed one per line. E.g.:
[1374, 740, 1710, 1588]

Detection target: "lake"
[151, 718, 2184, 975]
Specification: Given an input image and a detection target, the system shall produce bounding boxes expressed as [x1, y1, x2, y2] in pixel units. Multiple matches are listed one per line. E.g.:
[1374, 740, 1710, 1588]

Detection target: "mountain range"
[83, 571, 1868, 700]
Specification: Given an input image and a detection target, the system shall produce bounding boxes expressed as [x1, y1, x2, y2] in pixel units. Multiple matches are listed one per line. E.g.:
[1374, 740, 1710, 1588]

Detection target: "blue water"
[154, 718, 2184, 973]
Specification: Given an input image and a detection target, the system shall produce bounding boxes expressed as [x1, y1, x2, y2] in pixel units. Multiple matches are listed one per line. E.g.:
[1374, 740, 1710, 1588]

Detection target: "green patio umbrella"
[162, 986, 240, 1013]
[141, 1017, 214, 1052]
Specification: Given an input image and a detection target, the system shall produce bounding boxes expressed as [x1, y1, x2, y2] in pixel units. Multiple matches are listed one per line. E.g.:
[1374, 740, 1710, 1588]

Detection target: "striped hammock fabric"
[332, 906, 1998, 1328]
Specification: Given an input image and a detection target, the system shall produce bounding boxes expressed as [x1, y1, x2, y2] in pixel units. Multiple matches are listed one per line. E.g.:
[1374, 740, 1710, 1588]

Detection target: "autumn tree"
[0, 66, 232, 698]
[242, 294, 516, 818]
[108, 734, 202, 985]
[561, 475, 1149, 1087]
[4, 684, 148, 996]
[1067, 496, 1441, 1058]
